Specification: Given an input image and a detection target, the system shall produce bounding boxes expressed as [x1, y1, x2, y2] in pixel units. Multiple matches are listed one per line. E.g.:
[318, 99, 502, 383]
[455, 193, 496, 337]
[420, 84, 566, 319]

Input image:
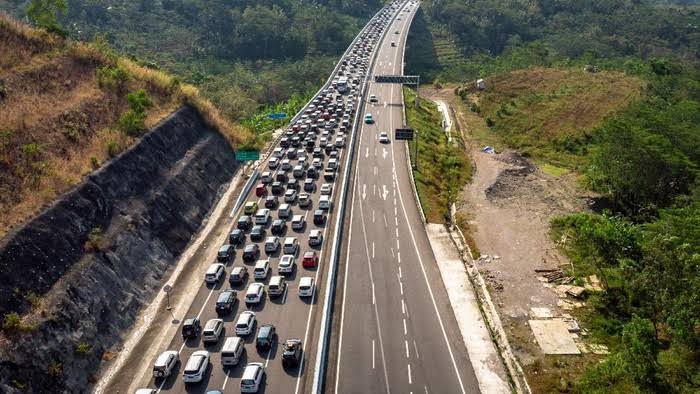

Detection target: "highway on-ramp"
[329, 1, 482, 393]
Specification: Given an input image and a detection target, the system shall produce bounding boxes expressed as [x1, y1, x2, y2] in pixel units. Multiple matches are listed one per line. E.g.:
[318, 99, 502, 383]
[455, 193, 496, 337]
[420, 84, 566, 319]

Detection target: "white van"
[319, 195, 332, 211]
[202, 319, 224, 344]
[240, 362, 265, 393]
[182, 350, 209, 383]
[328, 158, 339, 170]
[152, 350, 179, 378]
[221, 336, 245, 366]
[278, 203, 292, 219]
[253, 259, 270, 279]
[235, 311, 256, 336]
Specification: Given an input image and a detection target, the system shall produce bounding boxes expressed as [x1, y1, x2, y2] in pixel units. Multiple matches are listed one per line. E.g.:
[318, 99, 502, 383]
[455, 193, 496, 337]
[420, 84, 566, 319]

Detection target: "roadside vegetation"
[1, 0, 385, 123]
[403, 87, 471, 223]
[0, 12, 248, 240]
[405, 0, 700, 392]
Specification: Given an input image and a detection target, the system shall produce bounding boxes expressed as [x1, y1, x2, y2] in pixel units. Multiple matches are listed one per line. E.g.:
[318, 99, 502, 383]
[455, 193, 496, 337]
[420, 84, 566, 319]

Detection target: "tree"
[26, 0, 68, 36]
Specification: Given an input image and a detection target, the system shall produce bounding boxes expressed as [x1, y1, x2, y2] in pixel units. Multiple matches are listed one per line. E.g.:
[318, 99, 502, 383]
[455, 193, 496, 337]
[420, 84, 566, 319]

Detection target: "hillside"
[0, 13, 246, 240]
[0, 0, 384, 121]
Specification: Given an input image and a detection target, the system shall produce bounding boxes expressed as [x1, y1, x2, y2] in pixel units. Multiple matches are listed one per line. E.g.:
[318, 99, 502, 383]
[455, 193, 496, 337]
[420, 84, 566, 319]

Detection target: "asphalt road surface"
[125, 2, 413, 394]
[330, 1, 483, 393]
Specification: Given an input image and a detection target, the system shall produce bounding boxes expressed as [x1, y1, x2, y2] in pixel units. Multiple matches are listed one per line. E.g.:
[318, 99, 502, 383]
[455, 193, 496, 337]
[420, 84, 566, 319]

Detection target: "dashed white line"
[372, 339, 376, 369]
[401, 299, 406, 315]
[408, 363, 413, 384]
[405, 340, 410, 358]
[403, 318, 408, 335]
[414, 340, 421, 360]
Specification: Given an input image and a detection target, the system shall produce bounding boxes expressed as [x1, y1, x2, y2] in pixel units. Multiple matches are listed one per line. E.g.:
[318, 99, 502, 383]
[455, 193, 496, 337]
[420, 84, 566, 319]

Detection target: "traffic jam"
[136, 1, 408, 393]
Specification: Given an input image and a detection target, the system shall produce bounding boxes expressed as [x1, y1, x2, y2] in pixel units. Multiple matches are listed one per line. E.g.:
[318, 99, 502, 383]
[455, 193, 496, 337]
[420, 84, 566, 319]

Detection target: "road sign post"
[163, 284, 173, 311]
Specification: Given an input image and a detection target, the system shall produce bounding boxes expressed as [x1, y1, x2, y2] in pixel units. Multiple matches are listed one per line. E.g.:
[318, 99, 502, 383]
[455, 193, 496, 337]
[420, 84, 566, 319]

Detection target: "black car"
[265, 196, 278, 209]
[324, 144, 336, 155]
[271, 219, 286, 235]
[229, 229, 244, 245]
[276, 172, 288, 183]
[217, 244, 235, 263]
[256, 324, 277, 350]
[282, 339, 303, 368]
[215, 290, 237, 315]
[291, 136, 301, 147]
[237, 215, 252, 231]
[286, 179, 299, 191]
[271, 182, 284, 195]
[303, 179, 315, 193]
[313, 210, 326, 225]
[242, 244, 260, 262]
[280, 137, 290, 148]
[181, 317, 201, 339]
[250, 225, 266, 242]
[307, 167, 318, 179]
[229, 266, 249, 286]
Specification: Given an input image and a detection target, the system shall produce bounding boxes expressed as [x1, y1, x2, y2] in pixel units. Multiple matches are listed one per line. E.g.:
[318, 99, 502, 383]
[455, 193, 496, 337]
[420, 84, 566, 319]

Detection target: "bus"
[336, 76, 348, 93]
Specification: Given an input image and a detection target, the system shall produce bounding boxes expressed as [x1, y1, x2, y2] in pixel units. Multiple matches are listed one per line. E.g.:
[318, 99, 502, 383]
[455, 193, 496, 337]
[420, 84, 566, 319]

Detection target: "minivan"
[253, 259, 270, 279]
[152, 350, 179, 378]
[299, 277, 315, 297]
[278, 203, 292, 219]
[182, 350, 209, 383]
[235, 311, 256, 336]
[240, 362, 265, 393]
[319, 195, 332, 211]
[255, 209, 270, 225]
[221, 336, 245, 367]
[268, 276, 287, 297]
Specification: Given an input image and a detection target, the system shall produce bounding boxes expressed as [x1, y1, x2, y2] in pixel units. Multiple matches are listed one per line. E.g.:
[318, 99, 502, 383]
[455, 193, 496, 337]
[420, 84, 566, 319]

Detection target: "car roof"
[204, 319, 222, 329]
[304, 251, 316, 257]
[300, 277, 314, 286]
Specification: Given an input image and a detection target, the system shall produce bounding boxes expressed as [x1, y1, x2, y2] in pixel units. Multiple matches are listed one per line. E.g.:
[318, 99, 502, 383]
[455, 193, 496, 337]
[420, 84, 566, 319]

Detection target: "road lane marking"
[408, 363, 413, 384]
[401, 299, 406, 315]
[397, 251, 401, 264]
[362, 183, 367, 200]
[414, 340, 421, 360]
[405, 340, 410, 358]
[196, 288, 215, 319]
[372, 339, 376, 369]
[372, 242, 375, 259]
[384, 213, 388, 228]
[403, 318, 407, 335]
[399, 266, 402, 278]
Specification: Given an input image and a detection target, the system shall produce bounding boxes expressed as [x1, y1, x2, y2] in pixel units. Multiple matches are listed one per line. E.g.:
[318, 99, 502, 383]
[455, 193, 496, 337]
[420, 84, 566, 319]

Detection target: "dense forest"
[0, 0, 384, 120]
[405, 1, 700, 392]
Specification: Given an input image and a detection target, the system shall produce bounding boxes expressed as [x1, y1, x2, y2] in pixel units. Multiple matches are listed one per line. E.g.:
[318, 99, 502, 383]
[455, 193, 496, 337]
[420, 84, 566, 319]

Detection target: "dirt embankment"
[0, 106, 239, 393]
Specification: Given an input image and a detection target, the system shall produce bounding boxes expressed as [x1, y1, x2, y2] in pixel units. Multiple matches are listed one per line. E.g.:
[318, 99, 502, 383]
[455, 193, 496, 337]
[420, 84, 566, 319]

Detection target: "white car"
[202, 318, 224, 344]
[309, 229, 323, 246]
[278, 254, 296, 274]
[291, 214, 306, 231]
[319, 195, 332, 211]
[283, 237, 299, 255]
[261, 171, 273, 184]
[235, 311, 256, 336]
[204, 263, 225, 284]
[379, 131, 390, 143]
[269, 157, 279, 169]
[264, 236, 280, 254]
[299, 277, 315, 297]
[280, 159, 292, 171]
[254, 259, 270, 279]
[369, 94, 378, 103]
[284, 189, 297, 203]
[182, 350, 209, 383]
[273, 147, 284, 158]
[240, 362, 265, 393]
[298, 192, 311, 208]
[255, 208, 270, 225]
[245, 282, 264, 304]
[152, 350, 179, 378]
[312, 157, 323, 168]
[320, 183, 333, 195]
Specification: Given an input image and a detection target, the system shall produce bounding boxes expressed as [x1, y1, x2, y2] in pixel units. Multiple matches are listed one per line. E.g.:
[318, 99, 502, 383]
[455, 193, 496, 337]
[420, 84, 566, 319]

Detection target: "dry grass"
[0, 14, 247, 239]
[467, 67, 643, 168]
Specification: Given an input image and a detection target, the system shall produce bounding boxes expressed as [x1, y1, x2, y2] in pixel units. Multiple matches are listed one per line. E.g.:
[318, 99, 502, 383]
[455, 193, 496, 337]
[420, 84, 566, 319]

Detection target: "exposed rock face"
[0, 106, 238, 393]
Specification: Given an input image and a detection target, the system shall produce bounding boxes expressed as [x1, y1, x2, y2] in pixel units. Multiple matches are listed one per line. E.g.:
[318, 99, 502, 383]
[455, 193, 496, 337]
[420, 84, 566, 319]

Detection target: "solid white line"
[372, 339, 376, 369]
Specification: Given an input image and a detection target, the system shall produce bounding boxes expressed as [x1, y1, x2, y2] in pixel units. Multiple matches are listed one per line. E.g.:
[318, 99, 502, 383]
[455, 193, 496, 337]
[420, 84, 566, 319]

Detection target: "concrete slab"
[426, 224, 511, 394]
[528, 319, 581, 355]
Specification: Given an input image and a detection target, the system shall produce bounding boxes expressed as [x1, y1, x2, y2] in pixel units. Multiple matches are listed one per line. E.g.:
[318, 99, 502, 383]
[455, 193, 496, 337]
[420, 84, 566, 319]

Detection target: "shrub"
[106, 140, 120, 158]
[2, 312, 21, 331]
[119, 89, 153, 136]
[21, 142, 42, 158]
[75, 342, 92, 356]
[25, 291, 41, 308]
[47, 361, 62, 378]
[84, 226, 103, 252]
[96, 64, 130, 92]
[485, 117, 495, 127]
[89, 156, 99, 169]
[470, 103, 480, 113]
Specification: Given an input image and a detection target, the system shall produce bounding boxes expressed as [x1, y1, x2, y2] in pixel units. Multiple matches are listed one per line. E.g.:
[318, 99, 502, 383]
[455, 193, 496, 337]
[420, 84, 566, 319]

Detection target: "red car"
[255, 183, 267, 197]
[302, 251, 318, 268]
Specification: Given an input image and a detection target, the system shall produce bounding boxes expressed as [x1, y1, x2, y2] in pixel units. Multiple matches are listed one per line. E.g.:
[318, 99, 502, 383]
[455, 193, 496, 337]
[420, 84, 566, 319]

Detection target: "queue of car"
[140, 1, 409, 392]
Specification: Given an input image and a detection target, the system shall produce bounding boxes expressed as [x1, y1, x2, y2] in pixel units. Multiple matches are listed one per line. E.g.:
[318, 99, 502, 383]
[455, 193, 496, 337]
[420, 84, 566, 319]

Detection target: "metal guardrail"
[311, 1, 413, 393]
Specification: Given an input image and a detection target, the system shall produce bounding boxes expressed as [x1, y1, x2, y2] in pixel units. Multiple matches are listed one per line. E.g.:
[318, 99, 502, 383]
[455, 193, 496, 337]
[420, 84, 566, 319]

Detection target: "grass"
[0, 13, 249, 240]
[404, 87, 471, 223]
[459, 67, 643, 169]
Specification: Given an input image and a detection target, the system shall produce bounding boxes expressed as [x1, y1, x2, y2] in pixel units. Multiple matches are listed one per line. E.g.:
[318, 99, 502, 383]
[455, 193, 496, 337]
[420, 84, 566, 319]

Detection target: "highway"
[329, 1, 482, 393]
[120, 1, 414, 394]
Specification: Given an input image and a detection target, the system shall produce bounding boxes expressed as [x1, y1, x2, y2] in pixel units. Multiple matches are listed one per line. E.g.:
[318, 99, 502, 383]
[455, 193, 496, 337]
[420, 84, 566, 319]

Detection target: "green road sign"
[237, 150, 260, 161]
